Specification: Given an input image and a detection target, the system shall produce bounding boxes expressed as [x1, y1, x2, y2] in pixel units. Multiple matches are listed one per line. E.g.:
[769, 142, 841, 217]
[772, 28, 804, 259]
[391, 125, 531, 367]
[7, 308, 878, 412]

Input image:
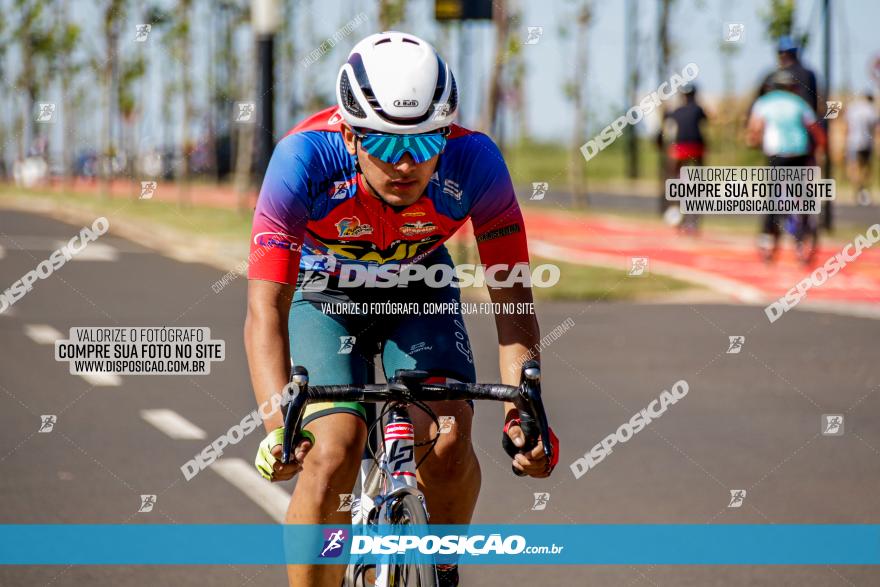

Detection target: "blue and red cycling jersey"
[247, 106, 530, 285]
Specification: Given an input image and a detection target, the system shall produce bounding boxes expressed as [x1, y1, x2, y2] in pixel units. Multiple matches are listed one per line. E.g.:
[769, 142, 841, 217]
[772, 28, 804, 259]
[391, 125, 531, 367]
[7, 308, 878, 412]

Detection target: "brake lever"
[282, 366, 309, 465]
[504, 361, 553, 476]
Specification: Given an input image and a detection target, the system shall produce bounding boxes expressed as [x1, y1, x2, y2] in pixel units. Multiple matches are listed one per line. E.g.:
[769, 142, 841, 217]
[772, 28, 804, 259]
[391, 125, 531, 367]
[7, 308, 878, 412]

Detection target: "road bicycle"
[281, 361, 553, 586]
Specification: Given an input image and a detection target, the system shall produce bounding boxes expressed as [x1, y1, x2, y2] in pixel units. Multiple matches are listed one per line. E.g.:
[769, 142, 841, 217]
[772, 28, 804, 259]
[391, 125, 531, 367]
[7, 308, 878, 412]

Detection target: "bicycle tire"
[389, 494, 437, 587]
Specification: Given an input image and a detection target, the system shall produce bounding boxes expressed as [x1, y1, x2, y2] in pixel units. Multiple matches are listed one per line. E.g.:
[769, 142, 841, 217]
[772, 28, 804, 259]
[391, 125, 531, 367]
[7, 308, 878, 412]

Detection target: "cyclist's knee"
[301, 416, 366, 492]
[420, 426, 477, 483]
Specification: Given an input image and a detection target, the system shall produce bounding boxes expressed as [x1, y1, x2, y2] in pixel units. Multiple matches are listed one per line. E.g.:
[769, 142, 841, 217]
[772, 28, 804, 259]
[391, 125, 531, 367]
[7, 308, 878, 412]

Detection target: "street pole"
[253, 0, 279, 183]
[625, 0, 638, 179]
[823, 0, 833, 230]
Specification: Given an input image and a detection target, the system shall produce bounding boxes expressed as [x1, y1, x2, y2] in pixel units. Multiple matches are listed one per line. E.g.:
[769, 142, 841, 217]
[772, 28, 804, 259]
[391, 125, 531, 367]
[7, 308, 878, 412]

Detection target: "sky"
[6, 0, 879, 154]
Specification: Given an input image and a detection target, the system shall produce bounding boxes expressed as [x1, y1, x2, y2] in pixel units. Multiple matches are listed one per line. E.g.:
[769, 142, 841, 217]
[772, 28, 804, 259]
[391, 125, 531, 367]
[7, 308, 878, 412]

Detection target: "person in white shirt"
[844, 92, 879, 205]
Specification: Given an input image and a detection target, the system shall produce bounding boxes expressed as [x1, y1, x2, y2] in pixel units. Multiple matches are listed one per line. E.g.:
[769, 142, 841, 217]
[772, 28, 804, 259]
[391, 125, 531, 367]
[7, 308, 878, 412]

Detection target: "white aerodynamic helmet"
[336, 32, 458, 134]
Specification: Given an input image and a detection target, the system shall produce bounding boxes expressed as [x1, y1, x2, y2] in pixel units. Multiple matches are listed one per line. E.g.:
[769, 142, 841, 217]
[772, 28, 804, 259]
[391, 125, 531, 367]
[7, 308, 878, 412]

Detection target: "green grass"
[531, 257, 698, 302]
[446, 239, 700, 301]
[0, 184, 252, 242]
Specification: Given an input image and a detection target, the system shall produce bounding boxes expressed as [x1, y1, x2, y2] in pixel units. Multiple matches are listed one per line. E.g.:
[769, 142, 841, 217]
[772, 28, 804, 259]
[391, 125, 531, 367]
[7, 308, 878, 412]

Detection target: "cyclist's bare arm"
[245, 279, 310, 479]
[245, 279, 294, 431]
[488, 280, 551, 477]
[746, 115, 764, 148]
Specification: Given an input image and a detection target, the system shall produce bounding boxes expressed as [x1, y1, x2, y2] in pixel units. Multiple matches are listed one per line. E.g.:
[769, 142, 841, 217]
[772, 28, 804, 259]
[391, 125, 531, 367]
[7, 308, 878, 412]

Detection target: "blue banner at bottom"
[1, 525, 878, 565]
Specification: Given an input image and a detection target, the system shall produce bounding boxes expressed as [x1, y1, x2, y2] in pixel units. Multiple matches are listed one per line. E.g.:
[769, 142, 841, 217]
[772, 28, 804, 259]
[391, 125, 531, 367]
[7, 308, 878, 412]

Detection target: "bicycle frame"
[352, 402, 429, 586]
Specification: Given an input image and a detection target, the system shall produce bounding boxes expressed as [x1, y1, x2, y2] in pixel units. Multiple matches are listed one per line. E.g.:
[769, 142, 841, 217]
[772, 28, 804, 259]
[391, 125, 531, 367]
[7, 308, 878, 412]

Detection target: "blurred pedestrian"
[843, 91, 878, 205]
[661, 83, 708, 234]
[755, 36, 819, 115]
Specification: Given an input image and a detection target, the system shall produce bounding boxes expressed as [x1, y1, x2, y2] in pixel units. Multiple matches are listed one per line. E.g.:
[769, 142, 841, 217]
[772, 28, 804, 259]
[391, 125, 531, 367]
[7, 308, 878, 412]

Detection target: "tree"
[483, 0, 511, 140]
[379, 0, 406, 30]
[564, 1, 592, 204]
[167, 0, 194, 205]
[655, 0, 675, 212]
[54, 0, 84, 183]
[0, 6, 10, 176]
[12, 0, 56, 161]
[93, 0, 127, 197]
[761, 0, 796, 40]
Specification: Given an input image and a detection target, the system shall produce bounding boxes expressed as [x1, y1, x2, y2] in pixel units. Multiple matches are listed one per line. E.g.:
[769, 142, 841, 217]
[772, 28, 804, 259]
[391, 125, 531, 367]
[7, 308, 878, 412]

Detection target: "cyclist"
[755, 36, 819, 115]
[747, 69, 826, 263]
[244, 32, 559, 587]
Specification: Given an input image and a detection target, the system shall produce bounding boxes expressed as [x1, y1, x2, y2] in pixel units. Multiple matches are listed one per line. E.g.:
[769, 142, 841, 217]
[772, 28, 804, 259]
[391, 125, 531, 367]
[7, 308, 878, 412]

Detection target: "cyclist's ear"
[341, 125, 358, 155]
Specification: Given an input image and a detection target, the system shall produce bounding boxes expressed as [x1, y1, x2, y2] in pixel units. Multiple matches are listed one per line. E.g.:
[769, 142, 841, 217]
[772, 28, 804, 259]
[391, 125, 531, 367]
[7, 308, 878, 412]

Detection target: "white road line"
[24, 324, 63, 345]
[140, 409, 207, 440]
[55, 241, 118, 261]
[24, 324, 122, 386]
[211, 459, 290, 523]
[78, 372, 122, 386]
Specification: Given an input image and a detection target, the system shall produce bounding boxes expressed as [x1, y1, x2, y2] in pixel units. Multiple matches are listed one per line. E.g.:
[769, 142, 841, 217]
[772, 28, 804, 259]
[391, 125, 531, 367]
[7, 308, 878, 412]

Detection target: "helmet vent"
[447, 74, 458, 114]
[339, 71, 367, 119]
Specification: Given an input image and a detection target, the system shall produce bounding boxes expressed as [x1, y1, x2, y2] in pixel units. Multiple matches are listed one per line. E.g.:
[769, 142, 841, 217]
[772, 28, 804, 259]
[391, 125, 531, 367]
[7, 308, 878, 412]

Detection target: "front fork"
[353, 403, 428, 587]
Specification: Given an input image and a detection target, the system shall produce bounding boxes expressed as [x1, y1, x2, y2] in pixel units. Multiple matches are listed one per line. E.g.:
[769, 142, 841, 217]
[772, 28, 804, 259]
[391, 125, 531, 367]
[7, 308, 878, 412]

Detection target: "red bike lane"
[520, 208, 880, 308]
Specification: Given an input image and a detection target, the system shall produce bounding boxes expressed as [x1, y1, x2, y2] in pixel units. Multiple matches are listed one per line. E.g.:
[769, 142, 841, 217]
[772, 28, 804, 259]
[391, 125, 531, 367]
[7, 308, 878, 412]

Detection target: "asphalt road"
[1, 209, 878, 586]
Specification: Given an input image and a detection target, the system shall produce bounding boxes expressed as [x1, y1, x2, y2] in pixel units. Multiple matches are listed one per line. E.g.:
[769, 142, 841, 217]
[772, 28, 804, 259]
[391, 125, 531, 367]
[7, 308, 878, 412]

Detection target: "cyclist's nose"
[394, 152, 417, 172]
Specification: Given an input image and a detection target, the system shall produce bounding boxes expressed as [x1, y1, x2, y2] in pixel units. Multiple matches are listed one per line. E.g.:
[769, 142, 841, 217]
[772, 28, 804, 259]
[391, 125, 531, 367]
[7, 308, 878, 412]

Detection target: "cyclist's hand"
[255, 427, 313, 482]
[505, 421, 560, 479]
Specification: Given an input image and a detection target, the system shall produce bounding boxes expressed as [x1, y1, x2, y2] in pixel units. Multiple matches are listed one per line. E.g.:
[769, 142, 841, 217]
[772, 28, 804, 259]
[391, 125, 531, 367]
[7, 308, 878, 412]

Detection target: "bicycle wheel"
[388, 494, 437, 587]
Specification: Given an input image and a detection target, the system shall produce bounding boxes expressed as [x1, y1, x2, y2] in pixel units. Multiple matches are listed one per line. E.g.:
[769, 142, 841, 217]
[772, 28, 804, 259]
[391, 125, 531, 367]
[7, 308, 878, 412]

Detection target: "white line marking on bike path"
[140, 409, 207, 440]
[53, 241, 118, 261]
[24, 324, 63, 344]
[24, 324, 122, 386]
[75, 372, 123, 386]
[211, 459, 290, 523]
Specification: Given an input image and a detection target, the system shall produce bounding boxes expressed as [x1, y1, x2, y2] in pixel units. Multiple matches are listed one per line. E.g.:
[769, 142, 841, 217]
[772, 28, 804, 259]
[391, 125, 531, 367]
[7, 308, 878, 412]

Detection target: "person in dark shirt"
[756, 35, 819, 114]
[662, 83, 708, 233]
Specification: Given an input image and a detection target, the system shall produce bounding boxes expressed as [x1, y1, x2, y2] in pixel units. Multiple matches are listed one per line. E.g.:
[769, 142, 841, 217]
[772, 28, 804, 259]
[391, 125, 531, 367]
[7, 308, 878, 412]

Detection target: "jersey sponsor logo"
[330, 179, 353, 199]
[443, 178, 462, 200]
[476, 223, 522, 243]
[399, 221, 437, 236]
[335, 217, 373, 237]
[429, 171, 441, 186]
[252, 232, 299, 250]
[402, 210, 426, 217]
[315, 235, 444, 264]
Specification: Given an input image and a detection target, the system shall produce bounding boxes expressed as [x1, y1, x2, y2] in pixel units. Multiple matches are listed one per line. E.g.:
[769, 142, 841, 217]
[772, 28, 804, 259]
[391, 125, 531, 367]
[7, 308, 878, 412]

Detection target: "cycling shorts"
[289, 259, 477, 427]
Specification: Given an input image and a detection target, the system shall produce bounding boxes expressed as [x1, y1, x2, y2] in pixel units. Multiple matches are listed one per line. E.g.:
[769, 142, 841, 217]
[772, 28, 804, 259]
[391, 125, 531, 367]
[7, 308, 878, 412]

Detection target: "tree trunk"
[656, 0, 672, 213]
[178, 3, 193, 207]
[569, 2, 591, 205]
[483, 0, 509, 138]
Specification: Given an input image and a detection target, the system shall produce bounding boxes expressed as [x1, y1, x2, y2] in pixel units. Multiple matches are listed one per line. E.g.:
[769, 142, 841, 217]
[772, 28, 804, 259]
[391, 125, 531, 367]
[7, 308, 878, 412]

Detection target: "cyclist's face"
[343, 126, 438, 207]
